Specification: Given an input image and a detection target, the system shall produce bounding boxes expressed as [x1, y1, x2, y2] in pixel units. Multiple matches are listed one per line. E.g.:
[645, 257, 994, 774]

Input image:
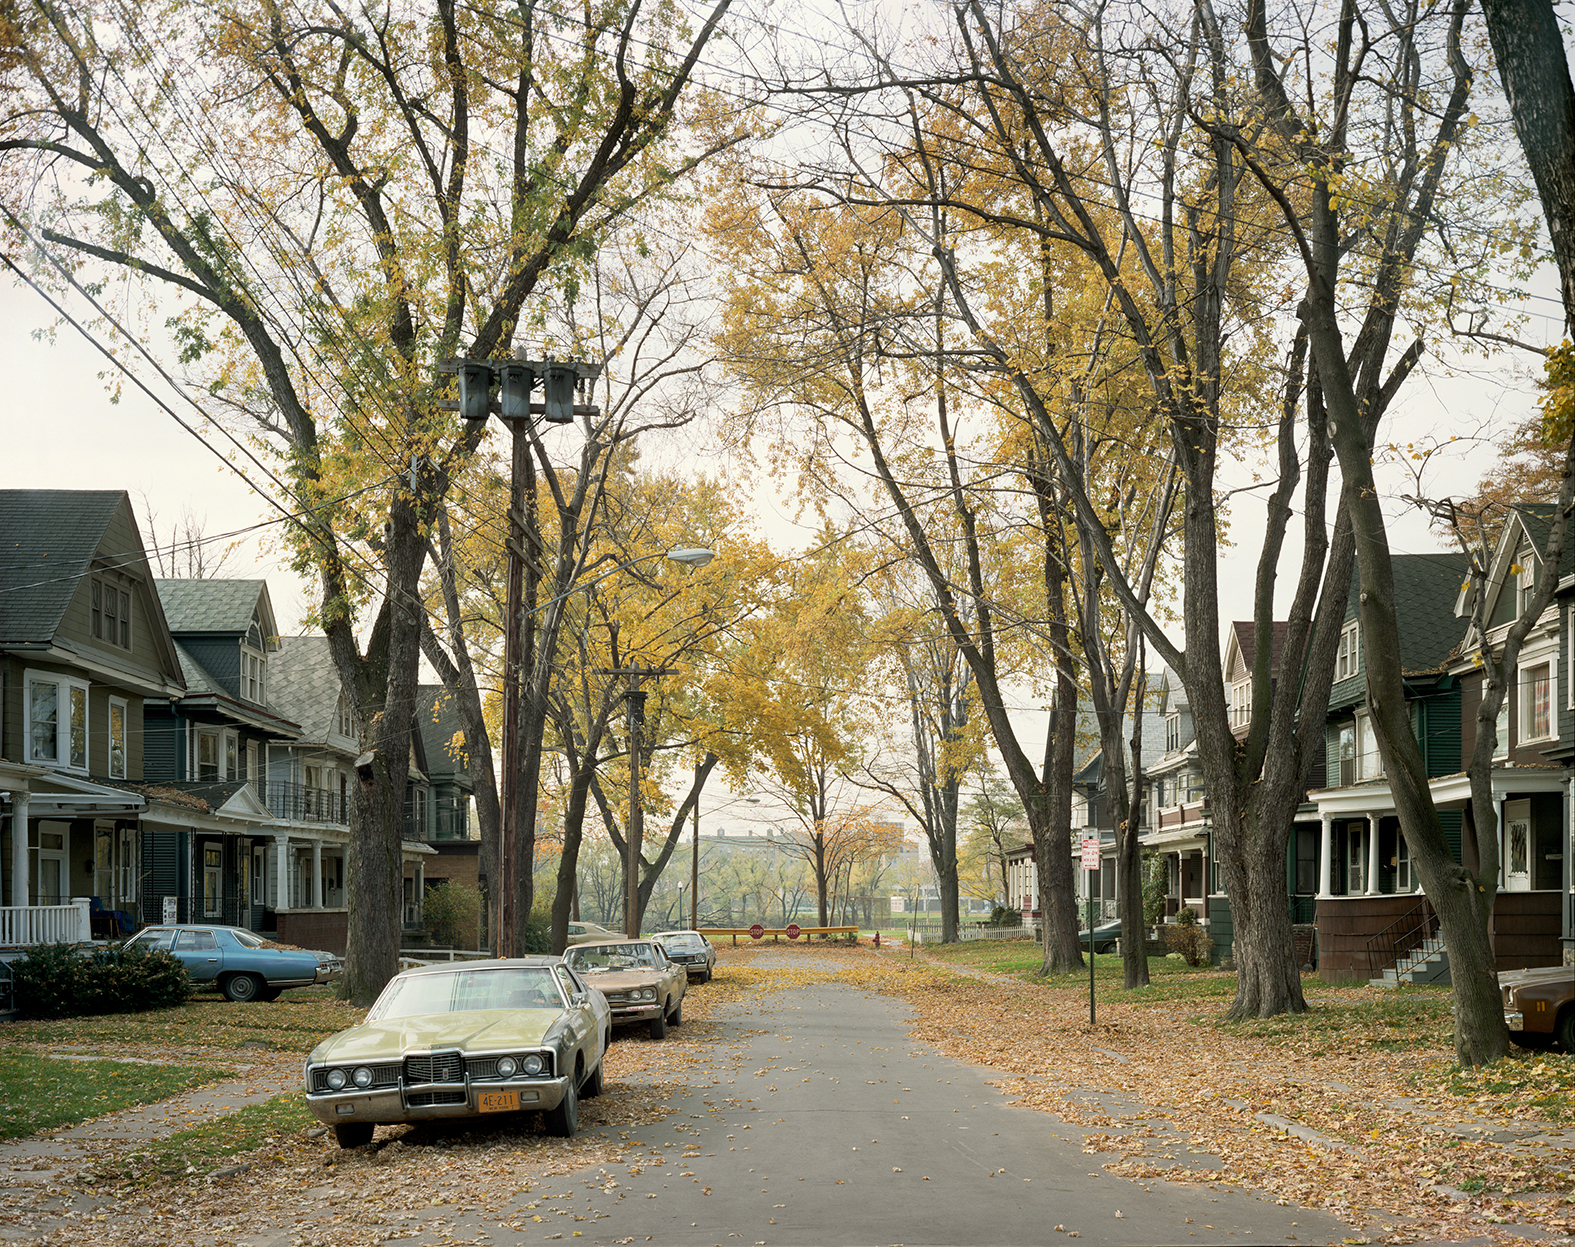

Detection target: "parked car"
[1078, 918, 1124, 955]
[566, 921, 622, 946]
[123, 924, 340, 1002]
[652, 930, 715, 982]
[1501, 964, 1575, 1051]
[304, 957, 611, 1148]
[563, 939, 687, 1038]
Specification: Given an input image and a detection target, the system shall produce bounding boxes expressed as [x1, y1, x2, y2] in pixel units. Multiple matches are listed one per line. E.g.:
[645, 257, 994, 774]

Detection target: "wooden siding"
[1316, 894, 1432, 981]
[142, 708, 185, 781]
[1421, 685, 1462, 777]
[1493, 892, 1562, 970]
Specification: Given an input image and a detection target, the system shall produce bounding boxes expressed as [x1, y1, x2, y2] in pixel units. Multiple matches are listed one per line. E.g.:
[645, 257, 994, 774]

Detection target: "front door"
[1504, 799, 1532, 891]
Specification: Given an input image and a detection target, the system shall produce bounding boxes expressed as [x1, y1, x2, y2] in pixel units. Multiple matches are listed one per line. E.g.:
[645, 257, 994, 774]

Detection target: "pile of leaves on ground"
[847, 941, 1575, 1245]
[10, 942, 191, 1019]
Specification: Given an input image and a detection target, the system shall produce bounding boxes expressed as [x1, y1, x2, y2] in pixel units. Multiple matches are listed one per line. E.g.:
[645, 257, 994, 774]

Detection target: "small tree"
[422, 882, 482, 950]
[1140, 852, 1168, 927]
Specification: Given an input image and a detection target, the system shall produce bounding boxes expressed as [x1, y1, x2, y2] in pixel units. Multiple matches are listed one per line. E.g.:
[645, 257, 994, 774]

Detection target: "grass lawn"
[0, 1049, 238, 1139]
[0, 985, 363, 1140]
[94, 1093, 318, 1185]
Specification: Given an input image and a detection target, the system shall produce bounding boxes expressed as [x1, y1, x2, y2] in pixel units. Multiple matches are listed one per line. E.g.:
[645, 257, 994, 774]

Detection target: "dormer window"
[1516, 555, 1536, 617]
[1165, 713, 1180, 753]
[1230, 679, 1251, 728]
[1336, 620, 1360, 681]
[241, 647, 266, 704]
[336, 697, 354, 739]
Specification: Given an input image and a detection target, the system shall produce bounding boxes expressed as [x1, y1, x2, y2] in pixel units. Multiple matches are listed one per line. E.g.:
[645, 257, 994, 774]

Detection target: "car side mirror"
[571, 992, 589, 1007]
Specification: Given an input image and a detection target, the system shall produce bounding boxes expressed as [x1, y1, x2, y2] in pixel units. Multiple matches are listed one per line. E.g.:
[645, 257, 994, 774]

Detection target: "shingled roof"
[416, 684, 471, 779]
[156, 578, 271, 634]
[270, 636, 344, 744]
[0, 490, 135, 644]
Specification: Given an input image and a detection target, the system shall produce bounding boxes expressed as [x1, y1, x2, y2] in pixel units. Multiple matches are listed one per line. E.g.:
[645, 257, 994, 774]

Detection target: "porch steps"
[1370, 937, 1451, 987]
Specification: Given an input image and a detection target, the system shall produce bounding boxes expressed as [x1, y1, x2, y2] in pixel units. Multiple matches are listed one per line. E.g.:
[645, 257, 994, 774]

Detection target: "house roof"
[271, 636, 344, 743]
[0, 490, 128, 644]
[1384, 553, 1472, 674]
[417, 684, 471, 780]
[1228, 620, 1290, 680]
[156, 578, 275, 638]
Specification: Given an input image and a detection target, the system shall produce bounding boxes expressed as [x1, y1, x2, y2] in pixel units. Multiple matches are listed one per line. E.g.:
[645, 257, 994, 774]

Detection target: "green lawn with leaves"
[0, 1050, 239, 1139]
[0, 985, 362, 1140]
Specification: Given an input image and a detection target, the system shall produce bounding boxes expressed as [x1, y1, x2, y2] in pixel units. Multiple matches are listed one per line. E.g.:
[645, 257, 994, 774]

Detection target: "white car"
[566, 921, 622, 947]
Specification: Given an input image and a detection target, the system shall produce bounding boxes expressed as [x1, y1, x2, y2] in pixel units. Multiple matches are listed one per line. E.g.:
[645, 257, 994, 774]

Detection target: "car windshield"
[661, 934, 706, 952]
[368, 967, 564, 1020]
[565, 943, 660, 973]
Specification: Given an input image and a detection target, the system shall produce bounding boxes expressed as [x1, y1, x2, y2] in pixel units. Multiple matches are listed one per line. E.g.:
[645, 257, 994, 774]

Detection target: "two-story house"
[413, 684, 479, 906]
[1308, 542, 1566, 979]
[0, 490, 184, 941]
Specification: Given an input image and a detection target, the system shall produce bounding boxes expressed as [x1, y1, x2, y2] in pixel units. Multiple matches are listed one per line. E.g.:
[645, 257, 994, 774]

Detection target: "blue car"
[124, 924, 341, 1002]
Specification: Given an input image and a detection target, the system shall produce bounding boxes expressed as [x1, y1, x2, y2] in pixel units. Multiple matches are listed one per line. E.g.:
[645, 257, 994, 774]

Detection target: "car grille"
[405, 1052, 464, 1084]
[408, 1090, 467, 1107]
[603, 991, 628, 1004]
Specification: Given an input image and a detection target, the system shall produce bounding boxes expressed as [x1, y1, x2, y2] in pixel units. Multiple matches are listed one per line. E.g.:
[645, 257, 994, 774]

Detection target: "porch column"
[274, 833, 291, 910]
[8, 791, 29, 907]
[1366, 814, 1381, 896]
[311, 840, 323, 909]
[1318, 812, 1333, 897]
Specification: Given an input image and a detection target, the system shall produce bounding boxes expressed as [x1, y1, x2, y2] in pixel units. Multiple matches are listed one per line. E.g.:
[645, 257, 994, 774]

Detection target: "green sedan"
[304, 957, 611, 1148]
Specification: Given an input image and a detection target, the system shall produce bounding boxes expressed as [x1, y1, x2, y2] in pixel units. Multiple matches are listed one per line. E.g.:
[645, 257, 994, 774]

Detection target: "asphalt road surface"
[413, 974, 1353, 1247]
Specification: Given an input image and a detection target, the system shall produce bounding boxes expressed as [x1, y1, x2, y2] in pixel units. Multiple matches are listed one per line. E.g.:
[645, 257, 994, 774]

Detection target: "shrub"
[1161, 922, 1213, 967]
[987, 905, 1021, 928]
[12, 942, 191, 1019]
[1175, 904, 1197, 926]
[1140, 853, 1169, 926]
[423, 881, 483, 948]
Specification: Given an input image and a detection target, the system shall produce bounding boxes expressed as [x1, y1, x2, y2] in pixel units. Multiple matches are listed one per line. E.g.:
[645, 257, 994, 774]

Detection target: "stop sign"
[749, 922, 764, 940]
[786, 923, 802, 939]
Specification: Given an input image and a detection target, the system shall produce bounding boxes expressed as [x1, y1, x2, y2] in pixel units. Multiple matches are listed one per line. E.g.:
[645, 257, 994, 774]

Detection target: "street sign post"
[1081, 839, 1100, 1025]
[749, 923, 764, 941]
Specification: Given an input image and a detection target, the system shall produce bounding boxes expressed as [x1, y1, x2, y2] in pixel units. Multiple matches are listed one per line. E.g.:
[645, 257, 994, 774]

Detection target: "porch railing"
[266, 780, 348, 826]
[1365, 896, 1437, 979]
[0, 901, 91, 947]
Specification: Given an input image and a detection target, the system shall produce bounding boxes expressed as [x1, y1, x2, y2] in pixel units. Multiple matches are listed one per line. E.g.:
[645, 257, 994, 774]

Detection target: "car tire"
[546, 1069, 578, 1137]
[1556, 1006, 1575, 1054]
[581, 1055, 604, 1099]
[703, 968, 712, 984]
[223, 973, 266, 1003]
[649, 1011, 667, 1040]
[333, 1122, 373, 1149]
[668, 997, 682, 1026]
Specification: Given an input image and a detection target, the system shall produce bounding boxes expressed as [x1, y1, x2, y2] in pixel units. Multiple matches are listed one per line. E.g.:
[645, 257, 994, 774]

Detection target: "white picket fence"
[0, 900, 92, 948]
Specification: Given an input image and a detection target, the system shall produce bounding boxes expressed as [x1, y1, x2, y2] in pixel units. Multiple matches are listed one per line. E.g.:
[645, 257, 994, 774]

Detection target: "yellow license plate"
[477, 1090, 519, 1113]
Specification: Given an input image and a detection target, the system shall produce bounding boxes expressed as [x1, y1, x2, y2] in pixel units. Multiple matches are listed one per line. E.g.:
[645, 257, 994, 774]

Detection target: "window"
[1336, 620, 1360, 681]
[1339, 722, 1356, 786]
[1230, 679, 1251, 728]
[1521, 661, 1554, 741]
[26, 671, 89, 771]
[225, 733, 238, 780]
[203, 846, 223, 917]
[90, 578, 132, 651]
[1165, 713, 1180, 753]
[197, 731, 219, 781]
[1516, 557, 1536, 617]
[1495, 691, 1510, 758]
[108, 698, 127, 779]
[337, 697, 354, 739]
[1397, 833, 1413, 892]
[246, 742, 257, 783]
[241, 648, 266, 704]
[1356, 713, 1384, 780]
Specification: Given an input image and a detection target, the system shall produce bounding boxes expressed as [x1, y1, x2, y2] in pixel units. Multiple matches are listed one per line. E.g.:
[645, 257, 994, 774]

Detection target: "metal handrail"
[1365, 896, 1437, 979]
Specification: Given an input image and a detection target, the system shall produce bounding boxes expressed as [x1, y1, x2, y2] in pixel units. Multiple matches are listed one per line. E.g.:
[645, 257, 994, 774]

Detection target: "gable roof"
[416, 685, 471, 779]
[270, 636, 346, 744]
[0, 489, 185, 689]
[1385, 553, 1471, 674]
[156, 578, 277, 641]
[1225, 621, 1290, 682]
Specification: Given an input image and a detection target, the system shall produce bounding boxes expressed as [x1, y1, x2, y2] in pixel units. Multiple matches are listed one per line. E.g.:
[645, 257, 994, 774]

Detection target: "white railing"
[398, 947, 494, 969]
[0, 901, 91, 947]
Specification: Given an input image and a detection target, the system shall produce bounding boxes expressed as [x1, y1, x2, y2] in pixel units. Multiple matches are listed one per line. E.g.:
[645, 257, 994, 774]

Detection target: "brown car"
[563, 939, 687, 1039]
[1501, 964, 1575, 1050]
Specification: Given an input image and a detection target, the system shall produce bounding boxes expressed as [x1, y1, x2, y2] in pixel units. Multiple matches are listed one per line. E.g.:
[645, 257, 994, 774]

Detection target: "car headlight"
[522, 1054, 545, 1076]
[496, 1056, 518, 1078]
[352, 1067, 373, 1088]
[640, 987, 657, 1002]
[326, 1068, 347, 1090]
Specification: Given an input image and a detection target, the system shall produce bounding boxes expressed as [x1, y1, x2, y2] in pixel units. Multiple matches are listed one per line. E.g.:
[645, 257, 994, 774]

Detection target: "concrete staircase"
[1370, 936, 1451, 987]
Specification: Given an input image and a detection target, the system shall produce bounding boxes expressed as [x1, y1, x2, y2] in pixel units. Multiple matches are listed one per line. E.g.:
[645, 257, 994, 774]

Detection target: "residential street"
[1, 951, 1357, 1247]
